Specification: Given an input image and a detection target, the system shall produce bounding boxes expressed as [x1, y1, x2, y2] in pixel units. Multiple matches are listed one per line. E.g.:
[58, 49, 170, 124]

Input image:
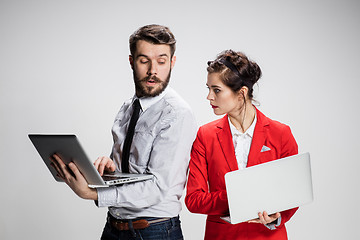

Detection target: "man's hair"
[129, 24, 176, 57]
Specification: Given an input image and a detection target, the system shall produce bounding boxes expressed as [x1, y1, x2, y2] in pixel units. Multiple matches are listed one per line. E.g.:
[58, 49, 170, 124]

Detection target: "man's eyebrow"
[158, 54, 169, 58]
[136, 53, 169, 59]
[136, 54, 148, 59]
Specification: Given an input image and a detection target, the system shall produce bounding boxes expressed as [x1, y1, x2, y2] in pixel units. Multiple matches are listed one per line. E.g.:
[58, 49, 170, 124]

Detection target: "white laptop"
[28, 134, 153, 188]
[222, 152, 313, 224]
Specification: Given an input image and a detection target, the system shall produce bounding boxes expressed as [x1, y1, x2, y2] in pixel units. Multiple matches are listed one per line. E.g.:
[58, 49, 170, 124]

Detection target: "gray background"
[1, 0, 359, 239]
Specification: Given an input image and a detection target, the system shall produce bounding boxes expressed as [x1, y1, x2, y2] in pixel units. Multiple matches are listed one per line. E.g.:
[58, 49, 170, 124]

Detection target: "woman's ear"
[238, 86, 249, 100]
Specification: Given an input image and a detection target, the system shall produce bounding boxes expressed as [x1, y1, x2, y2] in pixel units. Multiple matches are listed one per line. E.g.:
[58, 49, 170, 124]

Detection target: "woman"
[185, 50, 298, 240]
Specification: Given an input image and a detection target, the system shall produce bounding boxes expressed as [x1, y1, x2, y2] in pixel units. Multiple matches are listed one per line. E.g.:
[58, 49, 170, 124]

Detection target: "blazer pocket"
[258, 150, 277, 164]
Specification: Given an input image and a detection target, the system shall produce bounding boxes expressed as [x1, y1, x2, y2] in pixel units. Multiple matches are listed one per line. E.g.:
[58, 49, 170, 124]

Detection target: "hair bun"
[248, 61, 262, 84]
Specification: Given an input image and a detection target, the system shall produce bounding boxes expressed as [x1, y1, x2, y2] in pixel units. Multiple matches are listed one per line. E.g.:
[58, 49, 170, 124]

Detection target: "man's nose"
[147, 62, 157, 75]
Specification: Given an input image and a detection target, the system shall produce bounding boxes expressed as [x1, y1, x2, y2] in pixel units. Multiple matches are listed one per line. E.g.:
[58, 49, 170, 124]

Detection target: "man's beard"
[133, 70, 171, 98]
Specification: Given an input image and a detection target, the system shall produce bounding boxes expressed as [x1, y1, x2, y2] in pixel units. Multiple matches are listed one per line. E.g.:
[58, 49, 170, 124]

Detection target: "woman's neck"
[228, 103, 256, 133]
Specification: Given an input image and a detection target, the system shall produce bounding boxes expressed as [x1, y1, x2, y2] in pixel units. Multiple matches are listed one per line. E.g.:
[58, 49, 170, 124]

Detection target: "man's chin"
[134, 71, 171, 97]
[144, 88, 158, 97]
[137, 84, 165, 97]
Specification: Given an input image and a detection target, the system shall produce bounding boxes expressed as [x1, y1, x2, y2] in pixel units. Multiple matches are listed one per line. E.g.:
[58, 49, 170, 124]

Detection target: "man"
[51, 24, 197, 240]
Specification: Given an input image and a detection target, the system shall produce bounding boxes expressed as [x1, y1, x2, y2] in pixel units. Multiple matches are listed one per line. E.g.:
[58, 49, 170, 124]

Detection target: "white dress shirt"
[97, 87, 197, 219]
[228, 115, 257, 170]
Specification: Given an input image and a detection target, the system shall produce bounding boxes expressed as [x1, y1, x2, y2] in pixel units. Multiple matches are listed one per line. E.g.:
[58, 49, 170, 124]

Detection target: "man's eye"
[158, 60, 166, 64]
[139, 58, 149, 64]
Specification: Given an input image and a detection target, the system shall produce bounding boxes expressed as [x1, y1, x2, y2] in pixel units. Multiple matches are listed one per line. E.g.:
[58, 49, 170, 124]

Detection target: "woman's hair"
[207, 50, 262, 100]
[129, 24, 176, 57]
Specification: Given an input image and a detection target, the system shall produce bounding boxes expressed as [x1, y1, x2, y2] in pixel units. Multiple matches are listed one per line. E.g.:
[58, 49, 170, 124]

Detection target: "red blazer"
[185, 108, 298, 240]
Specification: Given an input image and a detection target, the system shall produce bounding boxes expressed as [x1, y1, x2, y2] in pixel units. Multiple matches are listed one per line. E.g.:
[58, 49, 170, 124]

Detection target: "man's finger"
[94, 157, 107, 176]
[68, 162, 81, 179]
[106, 160, 116, 172]
[94, 157, 102, 170]
[98, 160, 106, 176]
[52, 155, 76, 182]
[50, 159, 64, 179]
[50, 155, 66, 178]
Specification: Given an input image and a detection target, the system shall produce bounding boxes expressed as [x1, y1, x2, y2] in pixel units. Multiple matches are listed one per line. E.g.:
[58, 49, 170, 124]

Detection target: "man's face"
[130, 40, 176, 98]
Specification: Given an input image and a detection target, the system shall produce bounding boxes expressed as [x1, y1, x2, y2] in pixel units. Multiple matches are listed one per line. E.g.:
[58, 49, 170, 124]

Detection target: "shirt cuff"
[96, 187, 117, 207]
[265, 216, 281, 230]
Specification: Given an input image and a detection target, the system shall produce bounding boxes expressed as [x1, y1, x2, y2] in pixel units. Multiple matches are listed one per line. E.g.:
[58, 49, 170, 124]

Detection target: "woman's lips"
[211, 104, 218, 109]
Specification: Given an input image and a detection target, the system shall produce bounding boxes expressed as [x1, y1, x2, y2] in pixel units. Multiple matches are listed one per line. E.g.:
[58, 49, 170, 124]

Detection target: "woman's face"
[206, 72, 243, 116]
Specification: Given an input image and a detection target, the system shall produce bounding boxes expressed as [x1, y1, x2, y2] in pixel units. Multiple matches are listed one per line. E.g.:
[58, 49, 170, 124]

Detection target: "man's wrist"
[82, 188, 98, 200]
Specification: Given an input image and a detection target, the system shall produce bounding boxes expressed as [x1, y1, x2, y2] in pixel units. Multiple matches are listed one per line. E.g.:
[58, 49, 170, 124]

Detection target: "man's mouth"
[143, 76, 160, 86]
[146, 79, 157, 85]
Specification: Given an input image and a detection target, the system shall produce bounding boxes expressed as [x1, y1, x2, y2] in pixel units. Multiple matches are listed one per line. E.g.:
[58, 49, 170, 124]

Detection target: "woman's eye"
[214, 89, 220, 93]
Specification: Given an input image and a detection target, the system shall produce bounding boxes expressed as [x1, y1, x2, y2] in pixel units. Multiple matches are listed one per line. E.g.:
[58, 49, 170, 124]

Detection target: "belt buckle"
[108, 215, 126, 231]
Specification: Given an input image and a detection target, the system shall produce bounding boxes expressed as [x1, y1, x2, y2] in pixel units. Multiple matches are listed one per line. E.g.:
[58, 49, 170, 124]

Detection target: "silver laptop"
[28, 134, 153, 188]
[222, 152, 313, 224]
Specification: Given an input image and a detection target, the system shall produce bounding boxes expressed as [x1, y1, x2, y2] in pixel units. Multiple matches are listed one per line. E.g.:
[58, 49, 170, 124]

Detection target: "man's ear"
[129, 55, 134, 69]
[170, 55, 176, 69]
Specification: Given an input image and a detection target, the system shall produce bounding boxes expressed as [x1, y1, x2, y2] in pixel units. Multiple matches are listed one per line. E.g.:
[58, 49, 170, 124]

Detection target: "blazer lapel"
[247, 108, 269, 167]
[216, 115, 238, 171]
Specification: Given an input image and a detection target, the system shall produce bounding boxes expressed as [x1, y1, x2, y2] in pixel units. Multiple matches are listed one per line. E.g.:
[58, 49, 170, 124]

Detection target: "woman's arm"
[185, 128, 229, 215]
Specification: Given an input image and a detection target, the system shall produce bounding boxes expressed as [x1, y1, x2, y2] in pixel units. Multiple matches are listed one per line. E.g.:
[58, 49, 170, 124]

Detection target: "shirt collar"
[132, 87, 170, 111]
[228, 113, 257, 138]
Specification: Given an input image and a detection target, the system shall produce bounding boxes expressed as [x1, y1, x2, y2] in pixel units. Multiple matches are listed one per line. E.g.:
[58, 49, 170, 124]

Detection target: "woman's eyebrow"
[209, 84, 221, 88]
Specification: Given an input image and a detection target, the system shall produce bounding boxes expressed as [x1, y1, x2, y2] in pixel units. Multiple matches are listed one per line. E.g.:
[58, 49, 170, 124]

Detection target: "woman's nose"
[207, 91, 213, 101]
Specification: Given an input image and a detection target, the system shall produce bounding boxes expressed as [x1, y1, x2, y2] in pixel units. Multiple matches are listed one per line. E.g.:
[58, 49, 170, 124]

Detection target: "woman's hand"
[248, 211, 281, 225]
[50, 153, 98, 200]
[93, 156, 116, 176]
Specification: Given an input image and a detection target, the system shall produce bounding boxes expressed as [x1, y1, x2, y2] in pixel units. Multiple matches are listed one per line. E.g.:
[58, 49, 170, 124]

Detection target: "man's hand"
[93, 156, 116, 176]
[50, 154, 98, 200]
[248, 211, 281, 225]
